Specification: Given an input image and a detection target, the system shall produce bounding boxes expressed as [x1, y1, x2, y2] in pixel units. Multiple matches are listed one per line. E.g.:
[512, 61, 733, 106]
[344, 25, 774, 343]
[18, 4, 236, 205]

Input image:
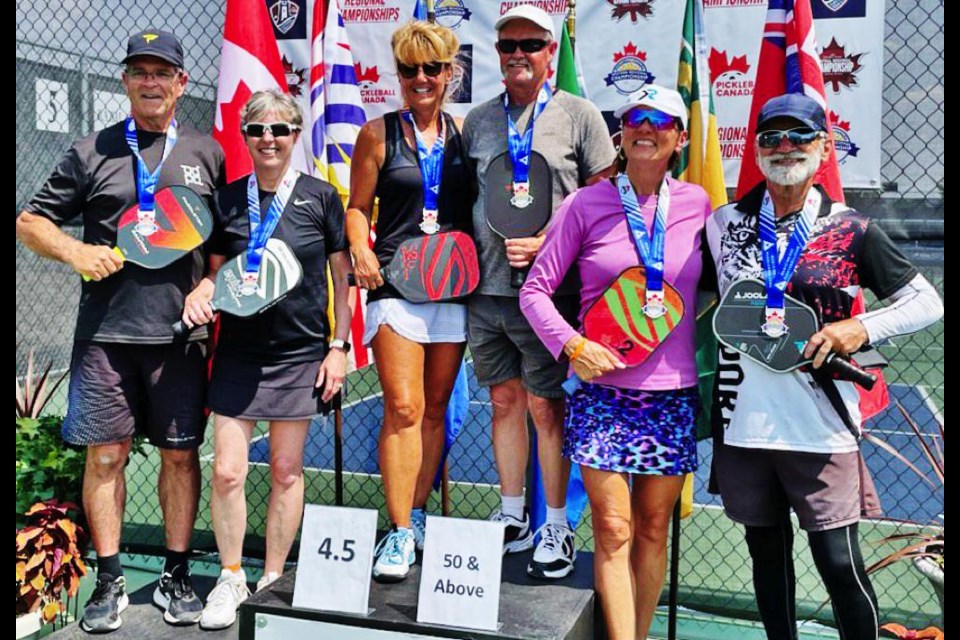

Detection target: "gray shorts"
[713, 442, 878, 532]
[467, 294, 579, 399]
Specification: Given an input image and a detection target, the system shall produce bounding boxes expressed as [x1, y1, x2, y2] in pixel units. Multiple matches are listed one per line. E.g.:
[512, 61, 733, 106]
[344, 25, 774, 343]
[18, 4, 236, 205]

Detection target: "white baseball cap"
[614, 84, 688, 130]
[494, 5, 556, 41]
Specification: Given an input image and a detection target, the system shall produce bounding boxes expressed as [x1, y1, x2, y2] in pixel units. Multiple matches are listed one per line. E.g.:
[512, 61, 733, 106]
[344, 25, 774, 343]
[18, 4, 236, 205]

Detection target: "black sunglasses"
[242, 122, 300, 138]
[756, 127, 823, 149]
[496, 39, 550, 54]
[396, 61, 447, 79]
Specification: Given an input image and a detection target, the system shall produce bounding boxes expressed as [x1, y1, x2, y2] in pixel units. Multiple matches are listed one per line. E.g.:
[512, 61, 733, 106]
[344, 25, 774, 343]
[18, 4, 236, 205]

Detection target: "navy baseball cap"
[757, 94, 827, 132]
[122, 30, 184, 68]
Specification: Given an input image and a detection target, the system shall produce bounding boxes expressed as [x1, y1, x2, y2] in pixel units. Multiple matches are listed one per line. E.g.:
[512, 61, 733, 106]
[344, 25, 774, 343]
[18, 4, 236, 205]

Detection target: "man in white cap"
[461, 5, 615, 580]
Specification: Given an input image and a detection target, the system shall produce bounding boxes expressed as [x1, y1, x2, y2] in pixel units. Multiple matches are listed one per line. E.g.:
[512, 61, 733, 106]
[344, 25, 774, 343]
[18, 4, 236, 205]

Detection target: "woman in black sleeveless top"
[346, 21, 476, 582]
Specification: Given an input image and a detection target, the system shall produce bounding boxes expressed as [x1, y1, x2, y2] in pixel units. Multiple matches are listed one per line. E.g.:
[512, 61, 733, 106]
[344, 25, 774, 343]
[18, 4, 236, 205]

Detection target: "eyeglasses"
[621, 108, 679, 131]
[396, 62, 447, 79]
[496, 39, 550, 54]
[241, 122, 301, 138]
[756, 128, 823, 149]
[125, 67, 181, 83]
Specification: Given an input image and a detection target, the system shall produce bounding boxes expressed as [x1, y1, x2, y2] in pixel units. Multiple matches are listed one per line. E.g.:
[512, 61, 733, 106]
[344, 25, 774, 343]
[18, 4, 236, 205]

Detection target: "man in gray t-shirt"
[461, 5, 615, 581]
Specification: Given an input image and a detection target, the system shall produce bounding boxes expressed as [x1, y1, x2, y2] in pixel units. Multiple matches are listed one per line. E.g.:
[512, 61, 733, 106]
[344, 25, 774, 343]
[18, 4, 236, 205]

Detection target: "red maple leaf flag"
[214, 0, 291, 182]
[735, 0, 844, 203]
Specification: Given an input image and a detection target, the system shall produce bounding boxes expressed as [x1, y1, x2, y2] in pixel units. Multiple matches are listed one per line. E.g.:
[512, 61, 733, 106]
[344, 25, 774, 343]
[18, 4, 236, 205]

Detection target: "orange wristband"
[569, 337, 587, 362]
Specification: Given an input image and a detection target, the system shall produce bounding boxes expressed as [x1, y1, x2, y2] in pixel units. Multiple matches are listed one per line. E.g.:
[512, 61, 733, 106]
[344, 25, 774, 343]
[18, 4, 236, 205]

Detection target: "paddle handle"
[510, 266, 529, 289]
[824, 354, 877, 390]
[171, 302, 219, 338]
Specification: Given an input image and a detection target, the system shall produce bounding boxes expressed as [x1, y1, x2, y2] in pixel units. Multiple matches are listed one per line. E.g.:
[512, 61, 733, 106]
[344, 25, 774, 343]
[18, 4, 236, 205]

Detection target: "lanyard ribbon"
[402, 110, 446, 234]
[242, 167, 299, 295]
[502, 83, 551, 208]
[124, 116, 178, 235]
[758, 187, 821, 337]
[617, 174, 671, 318]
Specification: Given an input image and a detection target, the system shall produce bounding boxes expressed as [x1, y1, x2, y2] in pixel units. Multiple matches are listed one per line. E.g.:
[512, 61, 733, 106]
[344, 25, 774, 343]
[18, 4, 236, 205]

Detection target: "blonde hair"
[240, 90, 303, 129]
[392, 20, 460, 66]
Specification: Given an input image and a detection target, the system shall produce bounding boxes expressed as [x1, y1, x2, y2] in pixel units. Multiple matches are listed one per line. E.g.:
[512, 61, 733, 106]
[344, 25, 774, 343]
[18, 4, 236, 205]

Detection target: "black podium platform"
[239, 551, 597, 639]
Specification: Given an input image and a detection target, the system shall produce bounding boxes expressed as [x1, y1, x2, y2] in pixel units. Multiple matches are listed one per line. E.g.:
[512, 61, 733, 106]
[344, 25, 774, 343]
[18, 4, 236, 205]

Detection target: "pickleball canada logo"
[282, 56, 307, 98]
[829, 111, 860, 165]
[604, 43, 655, 96]
[435, 0, 472, 30]
[606, 0, 654, 22]
[820, 38, 864, 93]
[709, 49, 754, 98]
[354, 64, 395, 105]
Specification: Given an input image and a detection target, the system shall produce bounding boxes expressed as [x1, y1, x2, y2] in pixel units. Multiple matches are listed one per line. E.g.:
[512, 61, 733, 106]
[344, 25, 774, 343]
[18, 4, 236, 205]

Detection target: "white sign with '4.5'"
[293, 505, 378, 615]
[416, 516, 503, 632]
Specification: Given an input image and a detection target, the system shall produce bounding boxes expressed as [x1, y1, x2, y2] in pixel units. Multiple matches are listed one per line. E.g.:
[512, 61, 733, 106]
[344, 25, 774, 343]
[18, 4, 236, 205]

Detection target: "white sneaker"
[489, 508, 534, 555]
[372, 527, 416, 582]
[199, 569, 250, 630]
[410, 509, 427, 551]
[527, 523, 576, 579]
[256, 571, 280, 593]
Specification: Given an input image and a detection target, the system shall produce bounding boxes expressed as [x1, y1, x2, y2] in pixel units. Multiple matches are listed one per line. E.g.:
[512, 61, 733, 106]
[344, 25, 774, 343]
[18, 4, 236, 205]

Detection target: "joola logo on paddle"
[734, 291, 765, 300]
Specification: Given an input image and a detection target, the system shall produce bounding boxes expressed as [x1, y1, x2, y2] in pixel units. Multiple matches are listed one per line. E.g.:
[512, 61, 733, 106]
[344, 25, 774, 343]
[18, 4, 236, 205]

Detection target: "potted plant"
[863, 402, 944, 617]
[16, 500, 89, 638]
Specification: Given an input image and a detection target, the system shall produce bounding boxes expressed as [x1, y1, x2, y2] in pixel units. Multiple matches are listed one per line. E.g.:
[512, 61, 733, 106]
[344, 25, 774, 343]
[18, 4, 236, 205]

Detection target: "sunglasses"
[621, 108, 679, 131]
[396, 62, 447, 79]
[756, 128, 823, 149]
[242, 122, 300, 138]
[496, 39, 550, 54]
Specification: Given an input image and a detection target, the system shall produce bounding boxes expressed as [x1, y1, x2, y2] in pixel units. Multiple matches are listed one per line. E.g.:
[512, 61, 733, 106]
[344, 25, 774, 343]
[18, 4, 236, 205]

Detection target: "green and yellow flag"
[555, 20, 584, 97]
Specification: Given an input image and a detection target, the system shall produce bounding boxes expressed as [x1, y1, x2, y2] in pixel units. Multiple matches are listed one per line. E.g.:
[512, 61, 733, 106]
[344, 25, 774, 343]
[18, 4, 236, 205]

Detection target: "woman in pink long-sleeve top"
[519, 85, 712, 640]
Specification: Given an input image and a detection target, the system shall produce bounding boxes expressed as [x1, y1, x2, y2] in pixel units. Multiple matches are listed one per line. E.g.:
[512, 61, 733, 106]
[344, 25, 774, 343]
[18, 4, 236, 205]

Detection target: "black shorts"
[62, 341, 207, 449]
[209, 354, 330, 420]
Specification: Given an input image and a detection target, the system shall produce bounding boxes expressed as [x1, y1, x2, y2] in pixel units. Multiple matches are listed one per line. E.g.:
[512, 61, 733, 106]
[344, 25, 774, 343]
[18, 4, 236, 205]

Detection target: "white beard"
[759, 150, 820, 186]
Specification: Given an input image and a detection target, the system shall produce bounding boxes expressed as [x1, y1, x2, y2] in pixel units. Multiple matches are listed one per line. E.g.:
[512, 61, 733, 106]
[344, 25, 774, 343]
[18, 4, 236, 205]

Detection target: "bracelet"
[569, 337, 587, 362]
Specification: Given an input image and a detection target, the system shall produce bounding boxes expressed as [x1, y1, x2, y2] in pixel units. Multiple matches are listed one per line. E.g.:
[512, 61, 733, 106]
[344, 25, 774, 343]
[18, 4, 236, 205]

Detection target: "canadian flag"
[214, 0, 309, 181]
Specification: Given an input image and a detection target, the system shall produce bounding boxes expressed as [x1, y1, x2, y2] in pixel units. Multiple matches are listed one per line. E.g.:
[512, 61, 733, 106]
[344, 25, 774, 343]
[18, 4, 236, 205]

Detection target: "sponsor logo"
[828, 111, 860, 165]
[709, 49, 754, 98]
[282, 56, 307, 97]
[341, 0, 401, 23]
[181, 165, 203, 187]
[606, 0, 654, 23]
[604, 43, 655, 96]
[820, 38, 864, 93]
[733, 291, 765, 300]
[293, 199, 312, 206]
[354, 63, 396, 105]
[812, 0, 866, 19]
[435, 0, 472, 30]
[142, 33, 159, 43]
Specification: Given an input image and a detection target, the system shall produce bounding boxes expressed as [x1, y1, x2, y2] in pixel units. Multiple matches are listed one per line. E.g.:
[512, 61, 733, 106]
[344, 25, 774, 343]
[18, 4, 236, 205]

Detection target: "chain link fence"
[16, 0, 943, 632]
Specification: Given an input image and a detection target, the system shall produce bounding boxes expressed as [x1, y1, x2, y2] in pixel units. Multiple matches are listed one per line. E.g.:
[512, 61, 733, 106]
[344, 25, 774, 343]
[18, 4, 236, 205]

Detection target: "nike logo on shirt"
[293, 199, 312, 206]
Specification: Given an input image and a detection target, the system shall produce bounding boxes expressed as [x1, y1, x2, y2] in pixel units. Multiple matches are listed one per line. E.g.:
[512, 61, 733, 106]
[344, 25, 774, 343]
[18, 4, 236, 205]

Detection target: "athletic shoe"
[199, 569, 250, 630]
[411, 509, 427, 551]
[489, 508, 534, 555]
[81, 575, 129, 633]
[527, 523, 576, 579]
[256, 571, 280, 593]
[372, 526, 416, 582]
[152, 564, 202, 625]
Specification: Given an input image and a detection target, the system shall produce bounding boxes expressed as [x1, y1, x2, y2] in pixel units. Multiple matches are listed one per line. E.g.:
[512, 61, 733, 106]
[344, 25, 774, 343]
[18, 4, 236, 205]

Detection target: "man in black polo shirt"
[16, 29, 225, 632]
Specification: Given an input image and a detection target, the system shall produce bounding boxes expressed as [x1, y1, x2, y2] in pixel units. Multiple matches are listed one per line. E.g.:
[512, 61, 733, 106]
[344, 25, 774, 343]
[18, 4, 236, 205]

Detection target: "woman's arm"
[181, 253, 226, 328]
[346, 120, 385, 290]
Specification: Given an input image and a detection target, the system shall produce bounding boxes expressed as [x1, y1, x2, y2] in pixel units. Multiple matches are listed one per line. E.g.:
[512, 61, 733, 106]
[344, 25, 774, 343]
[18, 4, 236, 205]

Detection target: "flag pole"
[427, 0, 435, 23]
[566, 0, 576, 50]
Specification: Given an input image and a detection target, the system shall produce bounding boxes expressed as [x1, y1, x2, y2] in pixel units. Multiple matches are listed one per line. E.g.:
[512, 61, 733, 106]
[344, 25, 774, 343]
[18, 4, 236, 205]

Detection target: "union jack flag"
[735, 0, 844, 203]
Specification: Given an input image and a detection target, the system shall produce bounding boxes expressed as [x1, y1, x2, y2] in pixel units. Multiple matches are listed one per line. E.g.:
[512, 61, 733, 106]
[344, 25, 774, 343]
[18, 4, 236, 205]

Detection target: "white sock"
[501, 494, 525, 520]
[546, 506, 569, 529]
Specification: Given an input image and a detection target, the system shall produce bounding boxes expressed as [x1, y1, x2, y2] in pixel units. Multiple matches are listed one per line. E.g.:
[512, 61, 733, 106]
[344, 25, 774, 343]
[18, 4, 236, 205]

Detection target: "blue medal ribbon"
[124, 116, 178, 235]
[502, 84, 551, 208]
[243, 168, 299, 294]
[401, 110, 445, 234]
[617, 174, 671, 317]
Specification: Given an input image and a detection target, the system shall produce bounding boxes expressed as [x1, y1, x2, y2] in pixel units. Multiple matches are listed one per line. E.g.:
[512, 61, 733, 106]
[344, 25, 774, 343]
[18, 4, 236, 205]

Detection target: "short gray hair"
[240, 90, 303, 128]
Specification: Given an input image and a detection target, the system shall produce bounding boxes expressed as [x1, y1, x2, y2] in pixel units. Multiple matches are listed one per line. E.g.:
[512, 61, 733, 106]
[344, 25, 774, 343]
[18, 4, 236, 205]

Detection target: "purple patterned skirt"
[563, 382, 699, 475]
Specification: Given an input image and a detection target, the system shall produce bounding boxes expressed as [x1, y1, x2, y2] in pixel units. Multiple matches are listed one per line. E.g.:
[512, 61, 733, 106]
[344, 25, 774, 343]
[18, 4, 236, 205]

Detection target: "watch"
[330, 339, 351, 353]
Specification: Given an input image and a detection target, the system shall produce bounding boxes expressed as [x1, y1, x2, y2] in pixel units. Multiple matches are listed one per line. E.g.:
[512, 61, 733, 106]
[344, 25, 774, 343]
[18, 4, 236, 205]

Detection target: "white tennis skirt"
[363, 297, 468, 346]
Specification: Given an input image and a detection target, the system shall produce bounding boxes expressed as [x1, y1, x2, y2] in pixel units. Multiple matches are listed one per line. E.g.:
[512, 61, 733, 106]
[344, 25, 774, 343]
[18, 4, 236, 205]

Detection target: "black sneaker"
[81, 575, 129, 633]
[489, 508, 534, 555]
[152, 564, 202, 625]
[527, 523, 576, 580]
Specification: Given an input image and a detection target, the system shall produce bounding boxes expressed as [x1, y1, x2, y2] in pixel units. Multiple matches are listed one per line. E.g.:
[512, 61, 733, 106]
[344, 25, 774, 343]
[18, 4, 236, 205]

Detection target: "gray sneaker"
[81, 575, 129, 633]
[199, 569, 250, 630]
[152, 565, 202, 625]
